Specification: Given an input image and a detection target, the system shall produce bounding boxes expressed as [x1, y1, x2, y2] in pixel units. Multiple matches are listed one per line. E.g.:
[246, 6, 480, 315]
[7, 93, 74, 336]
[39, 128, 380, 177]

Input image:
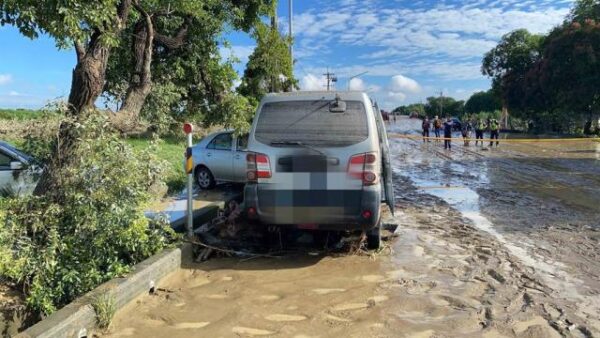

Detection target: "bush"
[0, 115, 178, 315]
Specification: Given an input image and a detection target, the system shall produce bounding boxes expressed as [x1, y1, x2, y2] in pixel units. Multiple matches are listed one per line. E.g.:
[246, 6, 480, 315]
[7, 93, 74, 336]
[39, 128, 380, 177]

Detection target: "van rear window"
[255, 100, 368, 147]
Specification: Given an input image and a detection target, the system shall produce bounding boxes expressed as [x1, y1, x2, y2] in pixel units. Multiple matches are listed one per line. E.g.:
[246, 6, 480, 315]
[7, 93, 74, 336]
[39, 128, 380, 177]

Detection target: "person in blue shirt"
[443, 117, 453, 150]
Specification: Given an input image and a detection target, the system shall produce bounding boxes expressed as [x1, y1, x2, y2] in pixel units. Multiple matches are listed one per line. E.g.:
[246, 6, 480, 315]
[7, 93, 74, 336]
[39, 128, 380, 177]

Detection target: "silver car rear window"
[255, 100, 368, 147]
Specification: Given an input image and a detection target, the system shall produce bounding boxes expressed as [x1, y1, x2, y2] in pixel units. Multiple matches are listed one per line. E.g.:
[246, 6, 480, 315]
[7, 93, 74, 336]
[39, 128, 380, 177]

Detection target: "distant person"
[393, 114, 397, 124]
[422, 116, 431, 142]
[475, 118, 486, 146]
[527, 119, 534, 132]
[433, 115, 442, 141]
[461, 121, 473, 146]
[489, 118, 500, 147]
[443, 117, 453, 150]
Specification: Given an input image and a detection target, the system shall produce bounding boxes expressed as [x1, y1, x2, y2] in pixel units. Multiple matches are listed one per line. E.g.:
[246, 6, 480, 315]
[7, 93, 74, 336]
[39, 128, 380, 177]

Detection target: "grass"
[126, 136, 187, 195]
[0, 108, 44, 120]
[91, 291, 117, 331]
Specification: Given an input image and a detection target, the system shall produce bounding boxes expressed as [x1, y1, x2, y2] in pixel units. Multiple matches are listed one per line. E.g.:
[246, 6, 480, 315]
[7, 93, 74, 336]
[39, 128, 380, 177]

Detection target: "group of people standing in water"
[421, 116, 500, 150]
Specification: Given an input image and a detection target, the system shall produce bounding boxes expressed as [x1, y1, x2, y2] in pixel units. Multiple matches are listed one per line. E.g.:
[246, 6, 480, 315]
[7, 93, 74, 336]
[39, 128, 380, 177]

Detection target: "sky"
[0, 0, 574, 111]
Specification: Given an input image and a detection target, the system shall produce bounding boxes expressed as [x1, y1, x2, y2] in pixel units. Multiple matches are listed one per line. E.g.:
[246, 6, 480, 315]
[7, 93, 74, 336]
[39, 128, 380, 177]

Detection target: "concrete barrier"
[16, 244, 189, 338]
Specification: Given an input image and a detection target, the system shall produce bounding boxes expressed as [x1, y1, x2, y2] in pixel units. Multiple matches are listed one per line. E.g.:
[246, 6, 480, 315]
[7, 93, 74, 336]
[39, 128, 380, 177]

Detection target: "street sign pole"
[184, 123, 194, 238]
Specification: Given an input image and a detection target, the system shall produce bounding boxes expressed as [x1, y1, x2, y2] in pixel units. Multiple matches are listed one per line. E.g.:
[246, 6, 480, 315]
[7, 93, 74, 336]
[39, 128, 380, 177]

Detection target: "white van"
[243, 91, 394, 248]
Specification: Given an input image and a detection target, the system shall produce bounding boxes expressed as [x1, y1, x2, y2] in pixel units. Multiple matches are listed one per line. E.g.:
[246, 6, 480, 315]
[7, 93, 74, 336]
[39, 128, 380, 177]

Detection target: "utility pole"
[289, 0, 293, 69]
[438, 91, 444, 117]
[323, 68, 337, 91]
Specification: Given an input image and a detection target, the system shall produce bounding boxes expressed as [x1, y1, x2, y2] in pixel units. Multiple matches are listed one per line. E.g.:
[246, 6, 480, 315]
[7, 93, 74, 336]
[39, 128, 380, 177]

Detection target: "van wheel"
[195, 167, 216, 190]
[366, 225, 381, 250]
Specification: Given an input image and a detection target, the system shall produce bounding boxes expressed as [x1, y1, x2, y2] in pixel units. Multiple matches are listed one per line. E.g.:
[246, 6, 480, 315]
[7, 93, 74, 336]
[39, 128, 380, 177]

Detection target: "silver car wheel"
[195, 167, 215, 189]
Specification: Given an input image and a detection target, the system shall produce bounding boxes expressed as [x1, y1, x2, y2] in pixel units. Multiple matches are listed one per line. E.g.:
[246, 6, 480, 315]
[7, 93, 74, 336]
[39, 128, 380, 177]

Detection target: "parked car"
[189, 130, 249, 189]
[243, 91, 394, 249]
[450, 117, 462, 131]
[0, 141, 40, 196]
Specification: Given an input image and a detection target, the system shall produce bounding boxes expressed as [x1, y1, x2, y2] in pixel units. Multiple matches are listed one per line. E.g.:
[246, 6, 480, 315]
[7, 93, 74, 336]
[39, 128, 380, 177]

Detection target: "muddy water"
[104, 117, 599, 338]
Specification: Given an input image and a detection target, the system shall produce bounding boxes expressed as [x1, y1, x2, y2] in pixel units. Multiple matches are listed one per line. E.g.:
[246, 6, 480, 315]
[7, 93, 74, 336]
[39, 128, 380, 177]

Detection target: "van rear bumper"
[243, 184, 381, 229]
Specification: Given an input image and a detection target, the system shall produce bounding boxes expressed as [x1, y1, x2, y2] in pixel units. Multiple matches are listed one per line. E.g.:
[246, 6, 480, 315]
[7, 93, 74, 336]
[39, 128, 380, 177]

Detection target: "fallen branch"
[186, 239, 289, 260]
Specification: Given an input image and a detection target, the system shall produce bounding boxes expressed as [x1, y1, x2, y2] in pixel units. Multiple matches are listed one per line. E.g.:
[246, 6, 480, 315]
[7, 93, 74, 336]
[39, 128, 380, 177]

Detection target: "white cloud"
[389, 75, 422, 94]
[307, 60, 482, 81]
[0, 74, 12, 85]
[300, 73, 327, 91]
[8, 91, 19, 96]
[348, 77, 367, 91]
[292, 2, 568, 71]
[384, 74, 422, 107]
[387, 91, 407, 102]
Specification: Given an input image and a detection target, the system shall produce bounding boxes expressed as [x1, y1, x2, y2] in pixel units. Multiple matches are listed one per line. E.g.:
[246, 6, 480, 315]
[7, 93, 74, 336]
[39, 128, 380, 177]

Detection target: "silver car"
[243, 91, 394, 248]
[0, 141, 40, 196]
[190, 130, 249, 189]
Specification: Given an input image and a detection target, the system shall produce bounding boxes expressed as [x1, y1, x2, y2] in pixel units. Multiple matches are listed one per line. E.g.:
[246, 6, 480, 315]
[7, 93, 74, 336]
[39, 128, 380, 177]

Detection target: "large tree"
[482, 29, 544, 87]
[569, 0, 600, 23]
[540, 20, 600, 133]
[482, 29, 544, 126]
[104, 1, 272, 134]
[465, 90, 501, 115]
[393, 103, 425, 116]
[1, 0, 274, 195]
[424, 96, 464, 118]
[238, 20, 296, 105]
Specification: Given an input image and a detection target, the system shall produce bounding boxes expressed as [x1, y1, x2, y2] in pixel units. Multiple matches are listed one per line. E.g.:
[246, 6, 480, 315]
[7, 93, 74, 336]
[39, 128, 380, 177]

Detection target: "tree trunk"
[111, 8, 154, 134]
[33, 0, 133, 196]
[111, 11, 190, 134]
[67, 36, 110, 115]
[501, 102, 509, 130]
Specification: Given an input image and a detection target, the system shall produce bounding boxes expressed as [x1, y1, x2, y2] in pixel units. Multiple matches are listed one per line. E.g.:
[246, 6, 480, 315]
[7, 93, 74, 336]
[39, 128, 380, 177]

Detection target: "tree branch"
[132, 1, 154, 85]
[154, 18, 190, 50]
[117, 0, 133, 28]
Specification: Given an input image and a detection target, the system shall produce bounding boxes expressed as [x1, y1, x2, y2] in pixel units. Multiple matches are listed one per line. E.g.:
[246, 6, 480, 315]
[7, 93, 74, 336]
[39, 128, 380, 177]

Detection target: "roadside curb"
[16, 244, 189, 338]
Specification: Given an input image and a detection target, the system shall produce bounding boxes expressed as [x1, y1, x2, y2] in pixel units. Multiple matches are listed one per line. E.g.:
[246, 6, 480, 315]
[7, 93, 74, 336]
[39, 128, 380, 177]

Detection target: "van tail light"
[347, 152, 378, 186]
[247, 152, 271, 182]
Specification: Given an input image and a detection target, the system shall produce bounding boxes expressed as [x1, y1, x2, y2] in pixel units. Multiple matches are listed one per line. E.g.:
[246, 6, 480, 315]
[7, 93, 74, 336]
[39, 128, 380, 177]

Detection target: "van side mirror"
[10, 161, 23, 170]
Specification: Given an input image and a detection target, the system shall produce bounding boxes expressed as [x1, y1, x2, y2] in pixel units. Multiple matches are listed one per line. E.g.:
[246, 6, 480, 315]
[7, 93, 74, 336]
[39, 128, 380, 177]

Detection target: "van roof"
[262, 91, 370, 102]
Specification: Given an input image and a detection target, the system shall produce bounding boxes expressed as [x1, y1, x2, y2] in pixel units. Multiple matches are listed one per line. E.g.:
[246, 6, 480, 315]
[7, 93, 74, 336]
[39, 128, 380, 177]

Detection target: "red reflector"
[183, 123, 193, 134]
[247, 207, 256, 216]
[362, 210, 372, 219]
[257, 170, 271, 178]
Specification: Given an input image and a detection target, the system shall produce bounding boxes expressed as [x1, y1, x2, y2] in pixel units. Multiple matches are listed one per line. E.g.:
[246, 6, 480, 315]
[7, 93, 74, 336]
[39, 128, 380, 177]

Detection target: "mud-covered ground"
[103, 117, 599, 338]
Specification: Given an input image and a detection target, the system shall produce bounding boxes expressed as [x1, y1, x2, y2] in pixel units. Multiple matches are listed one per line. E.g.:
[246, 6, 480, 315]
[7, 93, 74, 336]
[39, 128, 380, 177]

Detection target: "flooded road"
[104, 117, 599, 338]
